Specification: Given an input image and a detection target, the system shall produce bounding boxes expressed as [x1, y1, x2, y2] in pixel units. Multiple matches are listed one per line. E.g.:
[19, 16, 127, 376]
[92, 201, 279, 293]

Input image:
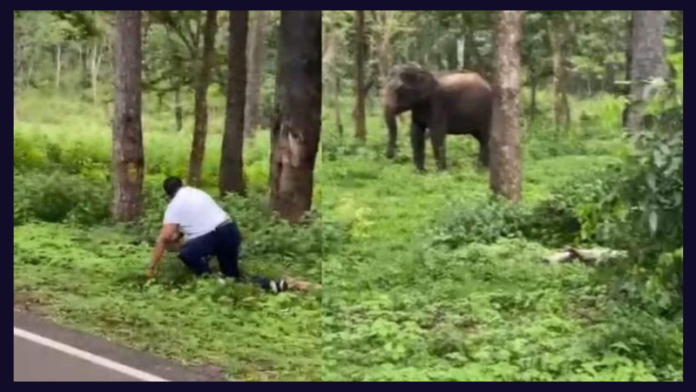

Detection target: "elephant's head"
[382, 65, 438, 159]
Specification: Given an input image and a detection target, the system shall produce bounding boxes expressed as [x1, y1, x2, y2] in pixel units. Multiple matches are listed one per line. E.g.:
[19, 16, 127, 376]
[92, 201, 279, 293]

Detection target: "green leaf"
[646, 173, 656, 191]
[649, 211, 658, 234]
[673, 192, 682, 207]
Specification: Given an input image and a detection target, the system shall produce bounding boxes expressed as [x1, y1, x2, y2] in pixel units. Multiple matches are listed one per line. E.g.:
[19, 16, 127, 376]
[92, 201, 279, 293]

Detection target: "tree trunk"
[188, 10, 218, 186]
[490, 11, 524, 203]
[354, 10, 367, 143]
[14, 25, 19, 120]
[55, 45, 61, 90]
[173, 87, 183, 131]
[674, 11, 683, 52]
[626, 11, 666, 133]
[335, 75, 344, 138]
[220, 11, 248, 196]
[374, 11, 395, 88]
[244, 11, 268, 138]
[622, 12, 634, 127]
[270, 11, 322, 223]
[79, 44, 89, 88]
[112, 11, 144, 222]
[530, 70, 538, 123]
[91, 41, 103, 104]
[549, 14, 571, 131]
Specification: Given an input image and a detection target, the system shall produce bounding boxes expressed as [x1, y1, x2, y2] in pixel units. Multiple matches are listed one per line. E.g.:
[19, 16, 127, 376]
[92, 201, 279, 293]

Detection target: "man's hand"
[146, 262, 157, 279]
[148, 224, 180, 280]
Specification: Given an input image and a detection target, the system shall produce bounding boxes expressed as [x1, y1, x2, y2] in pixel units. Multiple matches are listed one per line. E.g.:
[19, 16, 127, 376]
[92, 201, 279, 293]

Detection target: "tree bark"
[490, 11, 524, 203]
[14, 25, 19, 120]
[244, 11, 268, 138]
[622, 12, 634, 127]
[188, 10, 218, 186]
[374, 11, 395, 87]
[55, 45, 61, 90]
[626, 11, 666, 133]
[549, 13, 571, 131]
[90, 41, 103, 104]
[674, 11, 683, 52]
[335, 75, 344, 138]
[530, 70, 538, 123]
[270, 11, 322, 223]
[220, 11, 249, 196]
[112, 11, 144, 222]
[354, 10, 367, 143]
[173, 87, 183, 131]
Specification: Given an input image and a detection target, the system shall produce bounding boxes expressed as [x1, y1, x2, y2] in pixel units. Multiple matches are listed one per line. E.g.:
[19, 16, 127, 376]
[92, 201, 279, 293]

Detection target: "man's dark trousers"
[178, 221, 241, 277]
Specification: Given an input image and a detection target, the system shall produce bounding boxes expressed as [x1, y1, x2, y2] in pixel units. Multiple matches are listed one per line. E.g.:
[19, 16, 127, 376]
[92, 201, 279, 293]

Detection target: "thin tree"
[548, 12, 571, 131]
[112, 10, 144, 221]
[54, 45, 61, 89]
[270, 11, 322, 222]
[354, 10, 367, 142]
[220, 11, 249, 196]
[490, 11, 525, 202]
[626, 11, 666, 133]
[244, 11, 268, 138]
[188, 10, 218, 186]
[622, 12, 634, 127]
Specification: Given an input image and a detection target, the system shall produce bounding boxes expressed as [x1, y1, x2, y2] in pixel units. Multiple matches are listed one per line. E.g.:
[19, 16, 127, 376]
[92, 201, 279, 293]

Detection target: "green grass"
[14, 89, 682, 381]
[14, 89, 321, 381]
[319, 98, 682, 381]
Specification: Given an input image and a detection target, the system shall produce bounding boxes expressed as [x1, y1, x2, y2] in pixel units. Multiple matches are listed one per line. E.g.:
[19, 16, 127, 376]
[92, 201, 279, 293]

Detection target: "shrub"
[431, 200, 528, 248]
[14, 172, 111, 225]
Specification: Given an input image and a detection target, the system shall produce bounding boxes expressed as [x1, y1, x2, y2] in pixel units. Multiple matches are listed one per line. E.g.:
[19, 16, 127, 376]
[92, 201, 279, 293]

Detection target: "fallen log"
[544, 247, 627, 266]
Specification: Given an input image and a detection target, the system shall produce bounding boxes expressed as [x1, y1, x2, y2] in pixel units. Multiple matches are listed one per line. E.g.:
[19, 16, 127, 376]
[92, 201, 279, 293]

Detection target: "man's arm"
[147, 224, 180, 278]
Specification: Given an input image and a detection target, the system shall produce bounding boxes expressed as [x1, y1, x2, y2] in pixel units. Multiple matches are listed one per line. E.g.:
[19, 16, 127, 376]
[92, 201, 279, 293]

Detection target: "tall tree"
[322, 11, 351, 138]
[220, 11, 249, 196]
[270, 11, 322, 222]
[354, 10, 367, 142]
[622, 12, 634, 127]
[244, 11, 268, 138]
[55, 45, 62, 89]
[371, 11, 399, 87]
[626, 11, 666, 133]
[90, 37, 106, 103]
[548, 12, 572, 131]
[490, 11, 524, 202]
[188, 10, 218, 186]
[14, 20, 19, 120]
[112, 11, 144, 221]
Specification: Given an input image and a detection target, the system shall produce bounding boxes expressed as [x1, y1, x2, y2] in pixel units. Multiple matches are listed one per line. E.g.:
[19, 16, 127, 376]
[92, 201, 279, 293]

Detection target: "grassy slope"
[13, 90, 320, 381]
[320, 98, 679, 380]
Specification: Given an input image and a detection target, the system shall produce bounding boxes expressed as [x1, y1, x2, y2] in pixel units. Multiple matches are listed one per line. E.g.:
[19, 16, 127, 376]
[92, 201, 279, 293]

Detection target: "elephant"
[382, 65, 493, 171]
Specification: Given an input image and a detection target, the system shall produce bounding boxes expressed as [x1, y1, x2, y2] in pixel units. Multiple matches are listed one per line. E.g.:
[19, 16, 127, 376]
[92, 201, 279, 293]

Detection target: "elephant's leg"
[475, 131, 490, 168]
[410, 122, 426, 172]
[386, 126, 397, 159]
[431, 130, 447, 171]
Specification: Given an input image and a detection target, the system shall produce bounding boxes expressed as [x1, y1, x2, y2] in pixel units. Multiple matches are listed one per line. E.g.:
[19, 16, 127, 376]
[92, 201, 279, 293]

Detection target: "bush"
[14, 134, 47, 171]
[430, 200, 528, 248]
[14, 172, 111, 225]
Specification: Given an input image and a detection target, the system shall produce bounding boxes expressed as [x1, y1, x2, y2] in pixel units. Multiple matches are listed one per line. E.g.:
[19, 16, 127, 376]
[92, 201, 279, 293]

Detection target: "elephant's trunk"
[384, 106, 398, 159]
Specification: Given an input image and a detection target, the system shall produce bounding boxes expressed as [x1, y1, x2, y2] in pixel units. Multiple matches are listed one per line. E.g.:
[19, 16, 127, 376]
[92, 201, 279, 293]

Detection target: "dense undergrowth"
[320, 86, 682, 380]
[14, 78, 682, 381]
[14, 90, 324, 381]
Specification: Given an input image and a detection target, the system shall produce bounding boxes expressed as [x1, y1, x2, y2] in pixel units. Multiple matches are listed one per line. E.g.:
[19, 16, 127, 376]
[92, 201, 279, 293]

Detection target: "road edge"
[14, 310, 230, 382]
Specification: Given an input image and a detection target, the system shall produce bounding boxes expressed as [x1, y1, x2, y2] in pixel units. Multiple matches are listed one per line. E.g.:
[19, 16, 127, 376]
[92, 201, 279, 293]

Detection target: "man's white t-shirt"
[163, 187, 230, 240]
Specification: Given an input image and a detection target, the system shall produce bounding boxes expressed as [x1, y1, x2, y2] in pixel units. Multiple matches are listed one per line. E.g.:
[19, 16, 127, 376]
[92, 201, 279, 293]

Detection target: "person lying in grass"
[147, 176, 288, 293]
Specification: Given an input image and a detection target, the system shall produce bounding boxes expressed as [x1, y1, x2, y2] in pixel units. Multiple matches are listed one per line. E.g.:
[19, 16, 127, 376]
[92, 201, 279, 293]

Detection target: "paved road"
[14, 310, 227, 382]
[14, 335, 143, 382]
